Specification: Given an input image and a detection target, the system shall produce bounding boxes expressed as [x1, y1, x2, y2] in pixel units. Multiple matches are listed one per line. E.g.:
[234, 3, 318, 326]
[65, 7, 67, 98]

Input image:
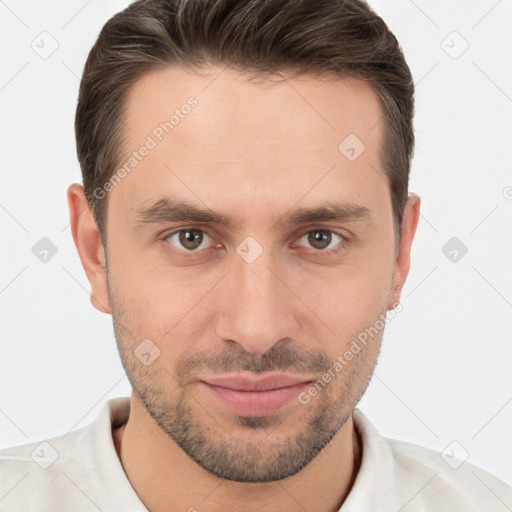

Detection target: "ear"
[67, 183, 111, 314]
[390, 193, 421, 308]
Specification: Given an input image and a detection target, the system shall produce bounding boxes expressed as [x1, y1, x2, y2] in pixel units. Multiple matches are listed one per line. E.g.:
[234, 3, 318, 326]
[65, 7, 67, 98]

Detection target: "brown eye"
[166, 229, 212, 251]
[299, 229, 344, 252]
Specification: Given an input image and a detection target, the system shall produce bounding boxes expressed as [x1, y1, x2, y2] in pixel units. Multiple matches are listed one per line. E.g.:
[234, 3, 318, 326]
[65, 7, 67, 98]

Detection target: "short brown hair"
[75, 0, 415, 243]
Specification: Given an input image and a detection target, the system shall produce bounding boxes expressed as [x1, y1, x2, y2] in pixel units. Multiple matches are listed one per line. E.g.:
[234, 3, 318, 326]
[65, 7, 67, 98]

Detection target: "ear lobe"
[67, 183, 111, 314]
[390, 193, 421, 307]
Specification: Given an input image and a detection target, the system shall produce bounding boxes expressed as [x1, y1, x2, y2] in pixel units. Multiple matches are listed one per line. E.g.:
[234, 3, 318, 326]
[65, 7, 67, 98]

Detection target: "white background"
[1, 0, 511, 490]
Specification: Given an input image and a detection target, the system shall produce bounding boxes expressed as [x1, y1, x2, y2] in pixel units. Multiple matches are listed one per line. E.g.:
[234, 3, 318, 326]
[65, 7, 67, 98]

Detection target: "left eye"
[297, 229, 344, 252]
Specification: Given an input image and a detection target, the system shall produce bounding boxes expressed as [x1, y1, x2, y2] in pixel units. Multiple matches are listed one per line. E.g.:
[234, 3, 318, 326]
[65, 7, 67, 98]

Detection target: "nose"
[214, 245, 300, 355]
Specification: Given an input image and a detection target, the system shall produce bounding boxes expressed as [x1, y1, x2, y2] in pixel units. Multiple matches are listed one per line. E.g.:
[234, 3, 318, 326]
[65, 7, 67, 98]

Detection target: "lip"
[199, 372, 313, 416]
[201, 373, 311, 391]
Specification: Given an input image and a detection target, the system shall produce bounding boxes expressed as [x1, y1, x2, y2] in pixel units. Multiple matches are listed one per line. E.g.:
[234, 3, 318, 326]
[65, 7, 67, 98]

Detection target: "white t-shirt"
[0, 396, 510, 511]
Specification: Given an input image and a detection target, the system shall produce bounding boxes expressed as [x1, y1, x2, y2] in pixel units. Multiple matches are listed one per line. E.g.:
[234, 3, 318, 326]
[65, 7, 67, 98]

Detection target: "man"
[1, 0, 510, 510]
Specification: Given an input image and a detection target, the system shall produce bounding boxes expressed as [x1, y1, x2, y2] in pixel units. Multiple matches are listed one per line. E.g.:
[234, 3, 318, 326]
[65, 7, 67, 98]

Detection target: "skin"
[68, 66, 420, 511]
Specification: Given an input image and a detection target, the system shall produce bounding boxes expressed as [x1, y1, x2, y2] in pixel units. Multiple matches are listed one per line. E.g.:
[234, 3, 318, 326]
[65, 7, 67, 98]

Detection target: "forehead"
[123, 65, 384, 150]
[112, 65, 388, 223]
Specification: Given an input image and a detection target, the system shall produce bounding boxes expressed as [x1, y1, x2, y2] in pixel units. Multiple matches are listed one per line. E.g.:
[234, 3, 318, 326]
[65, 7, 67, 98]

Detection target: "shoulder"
[0, 397, 134, 512]
[0, 425, 93, 511]
[347, 409, 512, 511]
[389, 436, 511, 508]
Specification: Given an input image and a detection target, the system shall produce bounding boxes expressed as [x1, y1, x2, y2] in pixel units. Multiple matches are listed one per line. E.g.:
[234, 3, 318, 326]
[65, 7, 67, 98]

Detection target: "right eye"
[164, 228, 215, 253]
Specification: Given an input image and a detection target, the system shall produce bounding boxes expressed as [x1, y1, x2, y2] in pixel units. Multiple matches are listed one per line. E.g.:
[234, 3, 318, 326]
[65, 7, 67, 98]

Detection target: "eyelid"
[162, 226, 218, 254]
[292, 228, 350, 255]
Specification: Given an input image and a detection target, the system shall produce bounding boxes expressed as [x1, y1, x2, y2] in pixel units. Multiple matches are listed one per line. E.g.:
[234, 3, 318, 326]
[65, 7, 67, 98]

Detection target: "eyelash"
[161, 227, 350, 258]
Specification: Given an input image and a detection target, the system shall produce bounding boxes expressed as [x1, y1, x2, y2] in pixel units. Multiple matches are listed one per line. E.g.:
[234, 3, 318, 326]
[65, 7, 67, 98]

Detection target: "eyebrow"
[134, 198, 371, 229]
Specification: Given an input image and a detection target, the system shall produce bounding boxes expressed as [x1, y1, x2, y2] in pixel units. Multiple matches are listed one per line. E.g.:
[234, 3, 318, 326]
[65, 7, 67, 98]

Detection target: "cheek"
[108, 244, 219, 348]
[302, 252, 392, 308]
[297, 262, 393, 359]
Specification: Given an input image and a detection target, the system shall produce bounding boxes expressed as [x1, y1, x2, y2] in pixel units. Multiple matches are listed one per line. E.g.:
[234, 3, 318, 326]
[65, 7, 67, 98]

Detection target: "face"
[93, 66, 406, 482]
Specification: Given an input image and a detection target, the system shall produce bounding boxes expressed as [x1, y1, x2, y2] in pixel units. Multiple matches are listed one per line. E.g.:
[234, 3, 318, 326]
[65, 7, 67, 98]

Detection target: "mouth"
[198, 372, 314, 416]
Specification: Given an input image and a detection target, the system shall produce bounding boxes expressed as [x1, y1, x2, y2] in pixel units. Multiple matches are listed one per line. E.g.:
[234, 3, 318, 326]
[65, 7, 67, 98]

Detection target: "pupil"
[309, 230, 330, 249]
[181, 230, 201, 249]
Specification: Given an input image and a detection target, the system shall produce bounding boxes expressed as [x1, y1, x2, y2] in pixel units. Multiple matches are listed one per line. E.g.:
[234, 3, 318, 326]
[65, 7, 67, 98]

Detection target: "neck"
[113, 393, 361, 512]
